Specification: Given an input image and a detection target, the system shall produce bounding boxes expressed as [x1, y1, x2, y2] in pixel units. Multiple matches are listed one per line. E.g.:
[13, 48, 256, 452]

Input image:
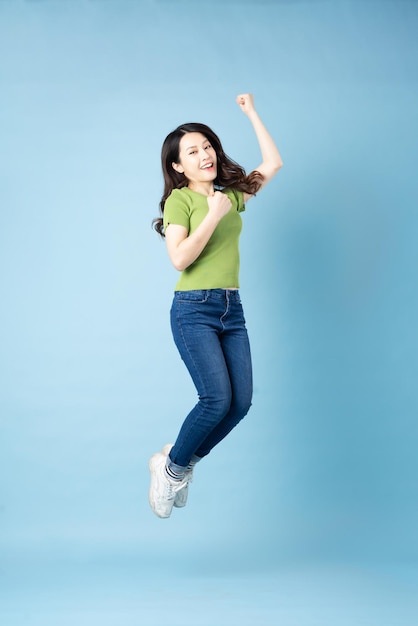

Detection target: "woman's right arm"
[165, 191, 232, 271]
[236, 94, 283, 203]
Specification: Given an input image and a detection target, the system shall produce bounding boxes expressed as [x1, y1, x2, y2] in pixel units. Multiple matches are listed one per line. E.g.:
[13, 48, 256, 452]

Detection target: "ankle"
[187, 454, 201, 472]
[165, 458, 187, 482]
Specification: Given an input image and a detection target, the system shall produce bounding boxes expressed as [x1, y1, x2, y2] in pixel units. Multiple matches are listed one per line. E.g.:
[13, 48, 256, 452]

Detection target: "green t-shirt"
[163, 187, 245, 291]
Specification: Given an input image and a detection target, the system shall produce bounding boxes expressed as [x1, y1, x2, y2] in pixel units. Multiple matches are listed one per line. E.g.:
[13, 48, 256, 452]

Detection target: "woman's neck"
[187, 181, 215, 196]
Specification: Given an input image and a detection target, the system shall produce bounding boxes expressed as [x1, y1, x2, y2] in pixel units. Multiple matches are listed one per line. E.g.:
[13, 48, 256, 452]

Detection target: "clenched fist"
[207, 191, 232, 219]
[236, 93, 256, 116]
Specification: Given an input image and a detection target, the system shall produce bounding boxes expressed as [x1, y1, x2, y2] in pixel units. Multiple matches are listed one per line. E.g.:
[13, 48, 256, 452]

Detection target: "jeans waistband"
[174, 289, 241, 300]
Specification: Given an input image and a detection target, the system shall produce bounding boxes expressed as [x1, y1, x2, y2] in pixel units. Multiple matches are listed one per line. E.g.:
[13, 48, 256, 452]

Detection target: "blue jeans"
[169, 289, 253, 468]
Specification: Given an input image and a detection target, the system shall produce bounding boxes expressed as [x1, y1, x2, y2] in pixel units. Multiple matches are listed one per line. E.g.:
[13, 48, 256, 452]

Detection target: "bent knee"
[230, 395, 252, 421]
[199, 393, 232, 420]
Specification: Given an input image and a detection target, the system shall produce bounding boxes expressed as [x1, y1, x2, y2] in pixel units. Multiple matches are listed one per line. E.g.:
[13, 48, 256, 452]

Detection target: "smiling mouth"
[201, 163, 214, 170]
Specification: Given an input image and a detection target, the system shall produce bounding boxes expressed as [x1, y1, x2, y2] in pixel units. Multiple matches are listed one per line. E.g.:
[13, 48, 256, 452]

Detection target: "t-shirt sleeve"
[235, 189, 245, 213]
[163, 189, 190, 231]
[225, 188, 245, 213]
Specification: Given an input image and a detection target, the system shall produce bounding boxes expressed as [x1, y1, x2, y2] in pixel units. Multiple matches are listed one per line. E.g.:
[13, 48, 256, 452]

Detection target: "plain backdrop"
[1, 0, 418, 624]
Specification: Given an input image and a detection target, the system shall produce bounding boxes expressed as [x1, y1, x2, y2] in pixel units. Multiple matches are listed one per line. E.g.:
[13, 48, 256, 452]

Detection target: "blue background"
[1, 0, 417, 624]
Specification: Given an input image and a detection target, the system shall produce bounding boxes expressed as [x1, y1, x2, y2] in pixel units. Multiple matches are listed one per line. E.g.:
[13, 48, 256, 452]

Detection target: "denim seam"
[219, 291, 230, 332]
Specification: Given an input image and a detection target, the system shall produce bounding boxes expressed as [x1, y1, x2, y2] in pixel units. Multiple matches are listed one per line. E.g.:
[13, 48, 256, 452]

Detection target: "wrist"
[246, 108, 259, 120]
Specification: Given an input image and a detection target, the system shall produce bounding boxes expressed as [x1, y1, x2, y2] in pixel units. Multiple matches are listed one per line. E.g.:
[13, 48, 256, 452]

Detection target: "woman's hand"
[236, 93, 256, 116]
[207, 191, 232, 219]
[165, 192, 231, 272]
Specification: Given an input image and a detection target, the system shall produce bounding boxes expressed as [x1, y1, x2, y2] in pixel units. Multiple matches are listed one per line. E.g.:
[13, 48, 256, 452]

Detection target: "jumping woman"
[149, 93, 283, 518]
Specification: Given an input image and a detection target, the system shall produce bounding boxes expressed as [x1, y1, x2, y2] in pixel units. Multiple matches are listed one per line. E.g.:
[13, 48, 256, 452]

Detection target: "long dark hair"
[152, 122, 263, 237]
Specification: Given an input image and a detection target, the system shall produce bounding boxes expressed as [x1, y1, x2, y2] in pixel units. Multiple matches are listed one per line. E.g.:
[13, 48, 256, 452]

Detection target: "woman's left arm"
[236, 93, 283, 202]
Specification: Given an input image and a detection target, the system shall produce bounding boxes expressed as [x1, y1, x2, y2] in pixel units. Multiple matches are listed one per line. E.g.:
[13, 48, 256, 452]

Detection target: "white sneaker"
[148, 452, 188, 519]
[161, 444, 193, 509]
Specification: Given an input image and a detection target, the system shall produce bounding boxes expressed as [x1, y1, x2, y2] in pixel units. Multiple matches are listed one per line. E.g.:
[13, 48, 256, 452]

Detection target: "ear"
[172, 162, 184, 174]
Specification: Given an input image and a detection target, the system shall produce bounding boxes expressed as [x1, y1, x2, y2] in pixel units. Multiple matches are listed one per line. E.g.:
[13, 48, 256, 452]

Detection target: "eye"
[205, 144, 212, 150]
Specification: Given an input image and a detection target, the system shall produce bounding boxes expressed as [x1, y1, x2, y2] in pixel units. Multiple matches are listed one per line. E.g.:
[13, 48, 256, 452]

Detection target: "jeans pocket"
[175, 290, 209, 304]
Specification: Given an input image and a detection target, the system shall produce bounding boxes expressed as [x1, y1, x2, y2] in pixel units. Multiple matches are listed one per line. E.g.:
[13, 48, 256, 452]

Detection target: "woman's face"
[173, 132, 217, 187]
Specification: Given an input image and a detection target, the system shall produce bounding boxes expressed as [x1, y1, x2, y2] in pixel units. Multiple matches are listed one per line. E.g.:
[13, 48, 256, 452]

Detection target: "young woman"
[149, 94, 283, 518]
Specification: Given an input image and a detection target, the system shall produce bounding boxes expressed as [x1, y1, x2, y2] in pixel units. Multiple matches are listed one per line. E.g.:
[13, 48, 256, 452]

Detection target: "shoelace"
[176, 469, 193, 493]
[185, 467, 194, 484]
[165, 475, 188, 500]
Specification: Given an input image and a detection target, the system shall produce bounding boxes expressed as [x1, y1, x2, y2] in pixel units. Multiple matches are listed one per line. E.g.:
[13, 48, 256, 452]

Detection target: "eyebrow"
[184, 140, 210, 151]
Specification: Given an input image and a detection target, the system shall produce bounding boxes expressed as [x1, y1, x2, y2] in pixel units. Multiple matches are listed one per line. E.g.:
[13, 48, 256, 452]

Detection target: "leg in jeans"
[169, 289, 253, 468]
[195, 322, 252, 458]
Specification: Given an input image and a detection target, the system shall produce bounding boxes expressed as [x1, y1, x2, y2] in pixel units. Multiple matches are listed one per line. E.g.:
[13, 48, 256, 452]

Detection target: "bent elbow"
[168, 245, 191, 271]
[171, 255, 190, 272]
[263, 160, 283, 182]
[173, 260, 186, 272]
[274, 159, 283, 173]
